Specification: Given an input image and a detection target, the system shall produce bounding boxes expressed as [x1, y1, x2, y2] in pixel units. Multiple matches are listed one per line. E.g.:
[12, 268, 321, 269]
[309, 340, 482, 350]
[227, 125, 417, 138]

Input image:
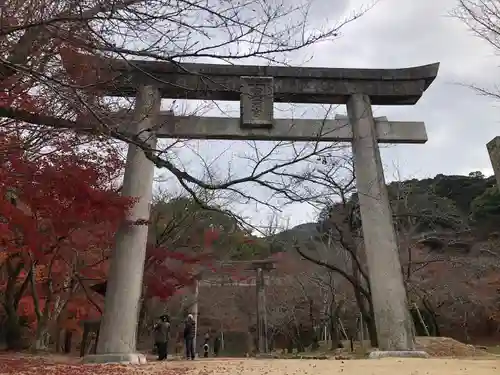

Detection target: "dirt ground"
[165, 358, 500, 375]
[2, 354, 500, 375]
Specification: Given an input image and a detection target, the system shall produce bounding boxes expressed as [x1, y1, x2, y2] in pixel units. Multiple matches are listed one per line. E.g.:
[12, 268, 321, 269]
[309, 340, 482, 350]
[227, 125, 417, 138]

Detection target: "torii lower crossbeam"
[91, 113, 428, 143]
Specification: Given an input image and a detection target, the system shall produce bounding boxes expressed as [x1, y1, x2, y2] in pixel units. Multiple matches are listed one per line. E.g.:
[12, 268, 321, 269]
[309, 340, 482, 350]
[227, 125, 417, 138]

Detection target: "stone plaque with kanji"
[240, 76, 274, 129]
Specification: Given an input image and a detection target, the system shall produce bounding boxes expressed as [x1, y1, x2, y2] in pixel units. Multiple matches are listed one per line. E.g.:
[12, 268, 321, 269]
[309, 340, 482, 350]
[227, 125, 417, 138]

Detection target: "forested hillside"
[267, 172, 500, 345]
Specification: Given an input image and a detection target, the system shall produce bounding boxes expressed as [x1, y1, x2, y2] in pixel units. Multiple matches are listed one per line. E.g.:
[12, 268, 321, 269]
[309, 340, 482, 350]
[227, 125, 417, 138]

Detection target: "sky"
[153, 0, 500, 231]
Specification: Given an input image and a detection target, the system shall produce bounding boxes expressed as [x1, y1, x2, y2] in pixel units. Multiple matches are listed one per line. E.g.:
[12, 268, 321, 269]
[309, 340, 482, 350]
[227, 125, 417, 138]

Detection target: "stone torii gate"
[190, 258, 276, 356]
[79, 61, 439, 363]
[7, 59, 439, 363]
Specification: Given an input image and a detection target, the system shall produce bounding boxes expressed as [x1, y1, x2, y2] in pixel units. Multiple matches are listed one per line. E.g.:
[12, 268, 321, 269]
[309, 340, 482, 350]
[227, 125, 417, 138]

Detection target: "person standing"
[183, 314, 196, 360]
[203, 332, 210, 358]
[213, 333, 221, 357]
[153, 315, 170, 361]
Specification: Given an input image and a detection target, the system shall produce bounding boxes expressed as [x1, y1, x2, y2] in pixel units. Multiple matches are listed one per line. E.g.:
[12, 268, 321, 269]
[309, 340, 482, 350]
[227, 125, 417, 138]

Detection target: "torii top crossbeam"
[79, 56, 439, 105]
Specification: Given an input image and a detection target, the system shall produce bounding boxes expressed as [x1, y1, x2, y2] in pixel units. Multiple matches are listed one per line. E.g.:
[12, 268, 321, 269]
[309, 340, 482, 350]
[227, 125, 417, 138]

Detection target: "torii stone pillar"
[84, 85, 161, 365]
[256, 267, 266, 353]
[246, 260, 275, 354]
[347, 94, 415, 352]
[487, 136, 500, 189]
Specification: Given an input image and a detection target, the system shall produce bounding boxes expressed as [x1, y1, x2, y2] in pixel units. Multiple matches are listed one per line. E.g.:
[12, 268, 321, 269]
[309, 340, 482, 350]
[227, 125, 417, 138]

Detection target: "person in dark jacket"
[153, 315, 170, 361]
[213, 333, 221, 357]
[183, 314, 196, 360]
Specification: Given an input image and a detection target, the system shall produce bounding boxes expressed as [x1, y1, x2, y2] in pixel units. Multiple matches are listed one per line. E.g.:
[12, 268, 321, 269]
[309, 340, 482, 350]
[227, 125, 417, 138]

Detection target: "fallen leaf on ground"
[0, 355, 188, 375]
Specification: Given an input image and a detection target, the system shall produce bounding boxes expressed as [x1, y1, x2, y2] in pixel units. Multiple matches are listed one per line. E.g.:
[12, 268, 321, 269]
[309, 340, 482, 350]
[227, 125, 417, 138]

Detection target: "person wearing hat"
[183, 314, 196, 360]
[153, 315, 171, 361]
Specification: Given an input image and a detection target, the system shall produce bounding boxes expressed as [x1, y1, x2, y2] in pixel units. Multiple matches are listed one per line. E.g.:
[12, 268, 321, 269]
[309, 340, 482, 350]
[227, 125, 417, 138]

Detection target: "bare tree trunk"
[64, 330, 73, 353]
[309, 298, 319, 350]
[364, 313, 378, 348]
[4, 310, 22, 350]
[422, 298, 440, 336]
[364, 296, 378, 347]
[28, 261, 50, 351]
[3, 258, 30, 350]
[55, 328, 62, 353]
[350, 246, 378, 347]
[33, 322, 50, 350]
[353, 288, 378, 347]
[329, 303, 341, 349]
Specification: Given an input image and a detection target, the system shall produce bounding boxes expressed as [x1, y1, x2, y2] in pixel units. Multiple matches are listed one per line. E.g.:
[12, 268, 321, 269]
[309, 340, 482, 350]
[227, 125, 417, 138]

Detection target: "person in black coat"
[183, 314, 196, 360]
[213, 333, 221, 357]
[153, 315, 170, 361]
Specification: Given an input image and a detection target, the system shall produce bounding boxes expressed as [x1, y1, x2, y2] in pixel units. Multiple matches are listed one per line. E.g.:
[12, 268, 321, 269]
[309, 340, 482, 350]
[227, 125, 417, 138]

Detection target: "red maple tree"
[144, 244, 213, 301]
[0, 130, 244, 351]
[0, 131, 132, 349]
[0, 1, 240, 351]
[141, 224, 255, 303]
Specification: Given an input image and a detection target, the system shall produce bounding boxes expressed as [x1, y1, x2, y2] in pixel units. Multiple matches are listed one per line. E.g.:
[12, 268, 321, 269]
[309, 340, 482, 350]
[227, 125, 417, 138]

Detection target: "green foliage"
[230, 236, 271, 260]
[313, 173, 495, 243]
[469, 171, 485, 179]
[151, 197, 238, 240]
[470, 186, 500, 220]
[149, 196, 240, 258]
[149, 196, 274, 261]
[388, 181, 467, 232]
[150, 174, 498, 260]
[387, 174, 496, 231]
[412, 173, 495, 215]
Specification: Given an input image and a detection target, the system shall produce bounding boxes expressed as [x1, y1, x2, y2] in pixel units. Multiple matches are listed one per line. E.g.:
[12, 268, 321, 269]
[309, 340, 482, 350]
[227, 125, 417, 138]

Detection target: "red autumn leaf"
[0, 132, 130, 331]
[0, 353, 189, 375]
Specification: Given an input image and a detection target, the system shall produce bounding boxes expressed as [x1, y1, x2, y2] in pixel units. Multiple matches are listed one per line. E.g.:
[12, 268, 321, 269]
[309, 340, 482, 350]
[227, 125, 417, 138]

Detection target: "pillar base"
[82, 353, 147, 365]
[368, 350, 430, 359]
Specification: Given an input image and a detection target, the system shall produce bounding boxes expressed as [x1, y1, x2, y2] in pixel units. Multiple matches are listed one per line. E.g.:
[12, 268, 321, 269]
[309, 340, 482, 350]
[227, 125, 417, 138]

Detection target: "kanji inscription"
[240, 76, 274, 129]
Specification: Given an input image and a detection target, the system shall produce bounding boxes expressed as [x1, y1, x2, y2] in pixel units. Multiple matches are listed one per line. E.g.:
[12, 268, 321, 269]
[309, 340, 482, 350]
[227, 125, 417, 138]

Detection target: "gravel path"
[162, 358, 500, 375]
